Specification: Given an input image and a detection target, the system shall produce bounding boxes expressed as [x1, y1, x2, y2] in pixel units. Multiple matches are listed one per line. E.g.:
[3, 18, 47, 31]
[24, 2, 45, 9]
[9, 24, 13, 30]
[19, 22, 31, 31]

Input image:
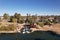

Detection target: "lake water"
[0, 31, 60, 40]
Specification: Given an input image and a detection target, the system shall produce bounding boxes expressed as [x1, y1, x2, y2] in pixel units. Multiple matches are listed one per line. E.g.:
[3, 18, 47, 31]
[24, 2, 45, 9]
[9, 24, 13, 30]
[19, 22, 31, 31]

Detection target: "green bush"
[38, 22, 44, 27]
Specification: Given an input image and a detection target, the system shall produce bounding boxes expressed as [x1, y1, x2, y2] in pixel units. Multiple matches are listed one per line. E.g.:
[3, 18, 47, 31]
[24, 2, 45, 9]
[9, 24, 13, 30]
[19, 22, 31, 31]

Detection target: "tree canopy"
[3, 13, 9, 19]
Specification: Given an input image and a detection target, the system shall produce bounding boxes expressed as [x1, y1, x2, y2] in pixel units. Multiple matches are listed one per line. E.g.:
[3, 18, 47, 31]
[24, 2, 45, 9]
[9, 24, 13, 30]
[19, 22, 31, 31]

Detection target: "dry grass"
[52, 24, 60, 34]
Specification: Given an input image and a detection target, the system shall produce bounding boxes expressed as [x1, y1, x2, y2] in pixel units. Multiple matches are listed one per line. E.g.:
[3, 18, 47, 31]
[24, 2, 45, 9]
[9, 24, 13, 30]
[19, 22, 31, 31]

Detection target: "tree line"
[0, 13, 59, 27]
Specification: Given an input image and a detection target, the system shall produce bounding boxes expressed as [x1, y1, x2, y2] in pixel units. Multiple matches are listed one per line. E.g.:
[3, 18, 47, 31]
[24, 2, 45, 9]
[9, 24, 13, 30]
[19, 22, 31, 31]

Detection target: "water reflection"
[0, 31, 60, 40]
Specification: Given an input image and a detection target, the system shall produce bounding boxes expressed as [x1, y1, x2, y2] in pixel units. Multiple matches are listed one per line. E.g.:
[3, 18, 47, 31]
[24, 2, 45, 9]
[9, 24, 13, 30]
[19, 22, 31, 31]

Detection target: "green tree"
[3, 13, 9, 19]
[14, 13, 21, 19]
[14, 13, 21, 23]
[10, 16, 14, 22]
[10, 16, 17, 23]
[53, 17, 57, 24]
[19, 16, 24, 23]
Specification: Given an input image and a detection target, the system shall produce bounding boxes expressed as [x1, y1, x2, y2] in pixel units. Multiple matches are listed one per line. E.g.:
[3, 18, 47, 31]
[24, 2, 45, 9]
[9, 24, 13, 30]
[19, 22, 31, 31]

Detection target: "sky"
[0, 0, 60, 16]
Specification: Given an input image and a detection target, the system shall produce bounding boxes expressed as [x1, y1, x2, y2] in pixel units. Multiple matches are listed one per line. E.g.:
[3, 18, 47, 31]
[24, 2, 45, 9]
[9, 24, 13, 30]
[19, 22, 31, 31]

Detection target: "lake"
[0, 31, 60, 40]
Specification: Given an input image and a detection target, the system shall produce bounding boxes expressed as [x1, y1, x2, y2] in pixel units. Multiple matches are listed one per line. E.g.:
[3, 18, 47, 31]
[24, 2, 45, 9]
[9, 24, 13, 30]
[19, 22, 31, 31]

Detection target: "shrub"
[0, 26, 6, 31]
[0, 25, 16, 31]
[38, 22, 44, 27]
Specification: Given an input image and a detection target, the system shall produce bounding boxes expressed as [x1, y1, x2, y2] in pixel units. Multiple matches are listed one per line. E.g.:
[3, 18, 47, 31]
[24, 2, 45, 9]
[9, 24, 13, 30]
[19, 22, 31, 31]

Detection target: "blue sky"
[0, 0, 60, 16]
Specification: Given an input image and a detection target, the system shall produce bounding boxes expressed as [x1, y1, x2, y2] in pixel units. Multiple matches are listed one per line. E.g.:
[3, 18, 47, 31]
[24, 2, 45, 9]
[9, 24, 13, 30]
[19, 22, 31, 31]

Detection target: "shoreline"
[0, 23, 60, 35]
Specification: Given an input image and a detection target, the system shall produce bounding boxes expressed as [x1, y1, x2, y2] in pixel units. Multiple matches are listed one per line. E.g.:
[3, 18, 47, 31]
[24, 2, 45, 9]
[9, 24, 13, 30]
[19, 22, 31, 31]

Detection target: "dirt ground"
[30, 23, 60, 34]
